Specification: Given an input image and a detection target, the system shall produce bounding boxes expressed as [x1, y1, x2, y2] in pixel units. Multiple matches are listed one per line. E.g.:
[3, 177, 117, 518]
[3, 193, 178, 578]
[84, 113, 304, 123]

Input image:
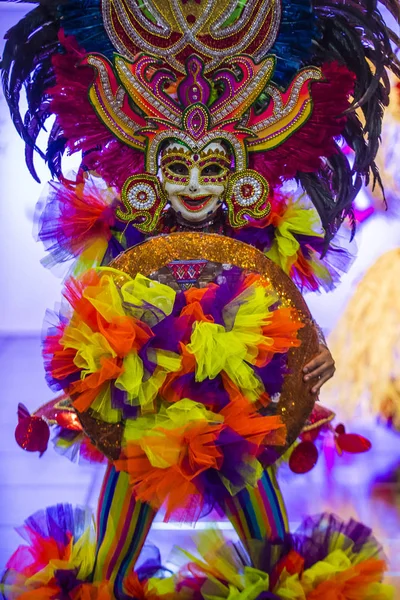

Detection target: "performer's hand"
[303, 344, 335, 394]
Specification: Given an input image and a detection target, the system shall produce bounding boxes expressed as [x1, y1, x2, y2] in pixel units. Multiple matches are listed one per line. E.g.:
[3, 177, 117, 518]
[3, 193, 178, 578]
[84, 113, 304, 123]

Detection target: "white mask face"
[160, 141, 230, 223]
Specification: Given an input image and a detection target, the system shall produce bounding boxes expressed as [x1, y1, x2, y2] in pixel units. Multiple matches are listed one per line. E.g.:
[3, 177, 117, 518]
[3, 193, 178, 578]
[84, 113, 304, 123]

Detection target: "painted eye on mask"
[168, 162, 189, 176]
[201, 163, 223, 176]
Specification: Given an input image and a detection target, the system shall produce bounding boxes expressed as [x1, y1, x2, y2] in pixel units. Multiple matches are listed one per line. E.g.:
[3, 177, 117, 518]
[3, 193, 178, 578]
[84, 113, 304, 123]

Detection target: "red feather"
[48, 31, 112, 155]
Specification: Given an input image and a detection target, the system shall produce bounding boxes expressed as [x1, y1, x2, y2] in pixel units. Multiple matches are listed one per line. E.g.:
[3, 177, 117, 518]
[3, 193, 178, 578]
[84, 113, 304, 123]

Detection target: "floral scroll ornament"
[226, 170, 271, 227]
[117, 175, 167, 233]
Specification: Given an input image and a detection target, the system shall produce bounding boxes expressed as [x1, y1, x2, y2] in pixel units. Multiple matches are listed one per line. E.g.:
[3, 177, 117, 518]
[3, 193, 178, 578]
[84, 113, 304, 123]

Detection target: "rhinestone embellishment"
[233, 176, 263, 207]
[226, 169, 271, 228]
[101, 0, 281, 74]
[128, 183, 156, 210]
[117, 174, 167, 233]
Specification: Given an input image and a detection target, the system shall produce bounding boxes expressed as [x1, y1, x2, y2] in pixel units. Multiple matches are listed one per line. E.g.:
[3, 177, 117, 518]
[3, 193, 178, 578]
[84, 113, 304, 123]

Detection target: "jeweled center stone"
[186, 106, 207, 139]
[241, 184, 253, 198]
[128, 183, 156, 209]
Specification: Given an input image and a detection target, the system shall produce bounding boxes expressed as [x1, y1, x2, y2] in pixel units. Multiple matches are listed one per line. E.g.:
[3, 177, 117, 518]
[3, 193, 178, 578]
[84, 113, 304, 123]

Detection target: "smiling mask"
[160, 142, 230, 224]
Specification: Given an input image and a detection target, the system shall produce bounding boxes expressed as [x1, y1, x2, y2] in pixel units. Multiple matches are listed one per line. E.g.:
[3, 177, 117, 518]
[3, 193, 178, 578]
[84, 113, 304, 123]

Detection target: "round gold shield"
[78, 232, 318, 464]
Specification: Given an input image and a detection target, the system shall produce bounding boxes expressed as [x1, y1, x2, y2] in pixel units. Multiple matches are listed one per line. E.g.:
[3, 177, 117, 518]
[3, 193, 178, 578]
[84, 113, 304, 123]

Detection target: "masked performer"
[1, 1, 399, 599]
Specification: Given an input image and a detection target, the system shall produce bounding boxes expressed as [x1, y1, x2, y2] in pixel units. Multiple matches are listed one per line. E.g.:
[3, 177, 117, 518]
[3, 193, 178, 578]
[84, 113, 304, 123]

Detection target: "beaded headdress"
[2, 0, 400, 240]
[85, 52, 320, 228]
[85, 53, 320, 167]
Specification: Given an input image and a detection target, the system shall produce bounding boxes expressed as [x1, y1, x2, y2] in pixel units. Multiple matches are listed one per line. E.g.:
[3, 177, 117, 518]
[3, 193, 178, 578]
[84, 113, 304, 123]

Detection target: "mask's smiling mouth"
[179, 195, 212, 212]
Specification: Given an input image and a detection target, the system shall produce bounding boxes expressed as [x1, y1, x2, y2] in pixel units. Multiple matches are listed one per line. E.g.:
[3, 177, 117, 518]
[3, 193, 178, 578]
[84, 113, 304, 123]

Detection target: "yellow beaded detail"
[116, 174, 167, 233]
[225, 170, 271, 227]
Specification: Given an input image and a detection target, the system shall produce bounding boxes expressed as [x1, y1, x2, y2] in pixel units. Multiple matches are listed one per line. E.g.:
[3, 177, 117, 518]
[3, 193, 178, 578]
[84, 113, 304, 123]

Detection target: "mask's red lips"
[179, 195, 212, 212]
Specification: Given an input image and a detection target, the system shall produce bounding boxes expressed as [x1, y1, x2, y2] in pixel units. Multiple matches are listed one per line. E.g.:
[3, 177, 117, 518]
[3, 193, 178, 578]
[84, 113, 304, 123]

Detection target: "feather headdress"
[1, 0, 400, 242]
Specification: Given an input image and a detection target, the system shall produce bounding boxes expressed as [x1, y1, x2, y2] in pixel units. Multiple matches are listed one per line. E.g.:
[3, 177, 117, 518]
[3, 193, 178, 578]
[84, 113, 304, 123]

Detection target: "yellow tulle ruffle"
[115, 349, 182, 412]
[60, 272, 181, 418]
[174, 529, 394, 600]
[266, 199, 322, 274]
[186, 282, 279, 400]
[81, 270, 176, 322]
[123, 399, 223, 469]
[180, 530, 271, 600]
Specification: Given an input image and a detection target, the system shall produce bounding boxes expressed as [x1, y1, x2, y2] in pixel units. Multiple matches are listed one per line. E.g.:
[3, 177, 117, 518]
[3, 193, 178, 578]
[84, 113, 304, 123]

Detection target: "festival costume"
[1, 1, 399, 598]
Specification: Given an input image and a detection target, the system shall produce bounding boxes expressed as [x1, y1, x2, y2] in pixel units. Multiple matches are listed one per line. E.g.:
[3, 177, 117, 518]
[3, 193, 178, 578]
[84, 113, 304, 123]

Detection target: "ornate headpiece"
[84, 52, 320, 228]
[100, 0, 283, 73]
[2, 0, 400, 242]
[86, 53, 320, 167]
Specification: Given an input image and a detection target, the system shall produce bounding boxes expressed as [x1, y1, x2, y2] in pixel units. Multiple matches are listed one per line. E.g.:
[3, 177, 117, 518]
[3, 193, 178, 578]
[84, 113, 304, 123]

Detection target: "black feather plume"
[1, 3, 61, 180]
[303, 0, 400, 241]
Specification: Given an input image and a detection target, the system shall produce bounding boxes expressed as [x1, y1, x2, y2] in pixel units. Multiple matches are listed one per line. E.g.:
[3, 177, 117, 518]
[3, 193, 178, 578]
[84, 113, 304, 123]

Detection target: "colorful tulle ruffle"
[2, 506, 393, 600]
[37, 174, 116, 274]
[232, 193, 353, 293]
[35, 170, 145, 276]
[52, 426, 108, 465]
[43, 267, 302, 518]
[0, 504, 106, 600]
[173, 515, 394, 599]
[0, 505, 174, 600]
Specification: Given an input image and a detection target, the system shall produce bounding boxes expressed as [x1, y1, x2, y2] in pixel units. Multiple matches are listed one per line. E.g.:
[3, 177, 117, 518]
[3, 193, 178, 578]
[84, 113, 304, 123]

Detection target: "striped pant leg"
[222, 467, 288, 549]
[93, 463, 156, 597]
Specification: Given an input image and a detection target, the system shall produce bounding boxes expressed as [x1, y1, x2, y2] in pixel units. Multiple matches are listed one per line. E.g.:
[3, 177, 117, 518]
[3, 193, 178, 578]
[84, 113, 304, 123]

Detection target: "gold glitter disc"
[78, 232, 318, 464]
